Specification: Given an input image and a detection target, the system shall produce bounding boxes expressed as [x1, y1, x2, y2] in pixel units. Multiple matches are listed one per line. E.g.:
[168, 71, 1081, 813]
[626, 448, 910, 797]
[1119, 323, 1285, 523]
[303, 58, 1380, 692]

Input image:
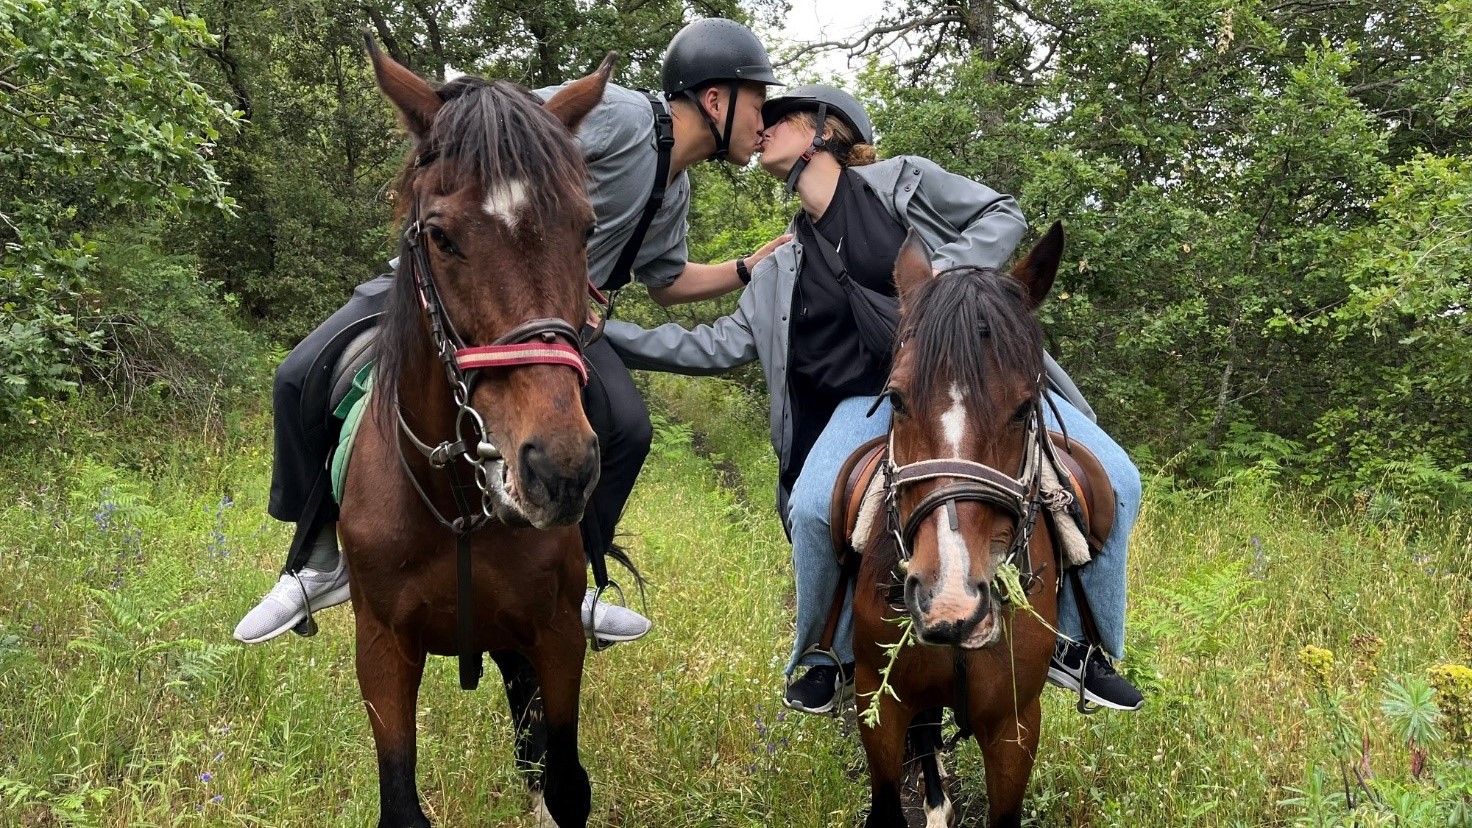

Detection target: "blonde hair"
[792, 111, 877, 167]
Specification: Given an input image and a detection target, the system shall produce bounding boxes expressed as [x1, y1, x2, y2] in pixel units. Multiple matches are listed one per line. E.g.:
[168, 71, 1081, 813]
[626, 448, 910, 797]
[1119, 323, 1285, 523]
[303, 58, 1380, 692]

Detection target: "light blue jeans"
[783, 392, 1139, 674]
[1044, 394, 1139, 661]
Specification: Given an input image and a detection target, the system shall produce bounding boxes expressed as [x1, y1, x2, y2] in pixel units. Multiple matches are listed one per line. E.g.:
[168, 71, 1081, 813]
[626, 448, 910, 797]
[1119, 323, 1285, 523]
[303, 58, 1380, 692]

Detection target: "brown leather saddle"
[829, 432, 1117, 564]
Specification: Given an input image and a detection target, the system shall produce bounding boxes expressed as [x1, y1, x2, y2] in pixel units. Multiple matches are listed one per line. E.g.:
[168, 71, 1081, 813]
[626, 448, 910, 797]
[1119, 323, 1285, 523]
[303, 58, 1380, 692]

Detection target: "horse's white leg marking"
[929, 384, 975, 617]
[482, 179, 529, 230]
[530, 791, 559, 828]
[924, 795, 955, 828]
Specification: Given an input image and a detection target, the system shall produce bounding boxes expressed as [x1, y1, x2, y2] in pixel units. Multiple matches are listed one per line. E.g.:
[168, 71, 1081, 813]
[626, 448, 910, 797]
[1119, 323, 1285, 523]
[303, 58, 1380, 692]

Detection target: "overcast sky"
[764, 0, 896, 84]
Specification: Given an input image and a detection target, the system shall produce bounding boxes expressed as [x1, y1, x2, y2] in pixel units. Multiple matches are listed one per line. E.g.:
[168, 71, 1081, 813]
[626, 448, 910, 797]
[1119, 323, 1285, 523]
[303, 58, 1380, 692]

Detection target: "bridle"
[880, 390, 1050, 601]
[393, 177, 589, 691]
[396, 187, 588, 528]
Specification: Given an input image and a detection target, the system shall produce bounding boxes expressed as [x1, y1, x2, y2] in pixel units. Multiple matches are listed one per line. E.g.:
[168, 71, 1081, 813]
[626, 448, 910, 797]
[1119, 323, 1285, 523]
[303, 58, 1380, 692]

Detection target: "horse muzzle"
[509, 433, 599, 529]
[905, 575, 1004, 651]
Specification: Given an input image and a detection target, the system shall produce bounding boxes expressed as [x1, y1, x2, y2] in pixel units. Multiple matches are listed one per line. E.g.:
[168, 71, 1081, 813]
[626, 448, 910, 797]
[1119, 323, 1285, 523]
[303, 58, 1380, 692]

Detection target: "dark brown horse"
[854, 226, 1067, 827]
[339, 40, 613, 828]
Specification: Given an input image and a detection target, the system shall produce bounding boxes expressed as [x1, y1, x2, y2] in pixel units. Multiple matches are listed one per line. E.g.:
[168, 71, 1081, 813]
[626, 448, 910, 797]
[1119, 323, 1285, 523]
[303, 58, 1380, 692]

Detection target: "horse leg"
[911, 707, 953, 827]
[973, 697, 1042, 828]
[356, 616, 430, 828]
[526, 633, 590, 828]
[490, 651, 549, 809]
[857, 673, 913, 828]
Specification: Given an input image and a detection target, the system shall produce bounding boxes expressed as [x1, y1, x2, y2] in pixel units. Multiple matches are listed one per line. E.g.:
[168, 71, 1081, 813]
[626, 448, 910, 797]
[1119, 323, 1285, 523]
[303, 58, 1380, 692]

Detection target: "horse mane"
[900, 267, 1045, 431]
[375, 75, 590, 425]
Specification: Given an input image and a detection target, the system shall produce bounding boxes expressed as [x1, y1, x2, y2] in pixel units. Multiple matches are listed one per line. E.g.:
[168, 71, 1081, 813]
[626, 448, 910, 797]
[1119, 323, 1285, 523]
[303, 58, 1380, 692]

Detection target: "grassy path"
[1, 381, 1468, 826]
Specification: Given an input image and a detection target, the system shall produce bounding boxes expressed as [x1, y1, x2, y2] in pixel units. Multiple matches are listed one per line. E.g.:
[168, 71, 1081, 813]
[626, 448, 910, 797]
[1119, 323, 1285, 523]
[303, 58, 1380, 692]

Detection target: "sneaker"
[581, 588, 651, 646]
[233, 557, 351, 644]
[782, 663, 855, 715]
[1047, 640, 1144, 711]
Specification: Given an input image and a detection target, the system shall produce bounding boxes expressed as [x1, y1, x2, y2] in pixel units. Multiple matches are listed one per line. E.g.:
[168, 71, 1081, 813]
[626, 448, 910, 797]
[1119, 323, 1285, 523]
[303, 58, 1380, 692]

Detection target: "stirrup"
[586, 579, 627, 653]
[787, 644, 848, 717]
[289, 573, 320, 638]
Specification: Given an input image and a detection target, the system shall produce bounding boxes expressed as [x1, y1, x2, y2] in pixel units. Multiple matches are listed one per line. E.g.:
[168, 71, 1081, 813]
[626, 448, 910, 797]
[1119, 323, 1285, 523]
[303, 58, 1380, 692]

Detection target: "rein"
[395, 193, 589, 690]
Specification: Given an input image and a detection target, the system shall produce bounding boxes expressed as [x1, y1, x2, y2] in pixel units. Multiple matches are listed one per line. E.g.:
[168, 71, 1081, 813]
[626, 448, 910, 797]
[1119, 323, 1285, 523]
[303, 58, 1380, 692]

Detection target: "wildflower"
[211, 795, 224, 804]
[1430, 663, 1472, 749]
[1298, 645, 1335, 688]
[200, 772, 213, 783]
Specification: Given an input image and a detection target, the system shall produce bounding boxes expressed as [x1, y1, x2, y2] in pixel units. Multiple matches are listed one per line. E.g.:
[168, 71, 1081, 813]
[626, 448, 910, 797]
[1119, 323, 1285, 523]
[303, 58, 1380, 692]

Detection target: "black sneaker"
[782, 663, 855, 715]
[1047, 640, 1144, 712]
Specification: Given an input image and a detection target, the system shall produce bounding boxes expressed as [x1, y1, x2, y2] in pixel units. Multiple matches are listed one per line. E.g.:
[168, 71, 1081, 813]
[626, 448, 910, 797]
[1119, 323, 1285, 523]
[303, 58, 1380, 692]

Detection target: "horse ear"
[364, 31, 442, 141]
[545, 52, 617, 133]
[893, 229, 933, 308]
[1010, 221, 1063, 309]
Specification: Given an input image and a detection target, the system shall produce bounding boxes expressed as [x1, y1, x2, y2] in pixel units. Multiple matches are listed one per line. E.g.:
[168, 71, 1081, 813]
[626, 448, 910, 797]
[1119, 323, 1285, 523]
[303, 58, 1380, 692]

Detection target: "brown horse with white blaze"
[854, 226, 1066, 827]
[339, 39, 613, 828]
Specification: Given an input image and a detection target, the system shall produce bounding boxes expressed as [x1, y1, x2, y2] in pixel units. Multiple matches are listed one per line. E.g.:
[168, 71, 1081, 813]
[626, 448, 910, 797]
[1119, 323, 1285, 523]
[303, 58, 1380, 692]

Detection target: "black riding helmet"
[662, 18, 779, 161]
[761, 84, 874, 192]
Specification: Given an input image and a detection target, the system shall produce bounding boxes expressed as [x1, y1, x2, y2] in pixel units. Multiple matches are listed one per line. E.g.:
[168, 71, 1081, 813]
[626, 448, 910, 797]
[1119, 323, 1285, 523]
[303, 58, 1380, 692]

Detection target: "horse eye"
[887, 390, 908, 418]
[1011, 403, 1033, 426]
[428, 225, 457, 254]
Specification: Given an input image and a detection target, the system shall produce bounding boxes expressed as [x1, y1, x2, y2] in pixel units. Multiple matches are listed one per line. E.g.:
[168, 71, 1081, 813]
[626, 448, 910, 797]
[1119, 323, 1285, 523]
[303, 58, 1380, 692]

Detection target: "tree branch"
[774, 12, 964, 67]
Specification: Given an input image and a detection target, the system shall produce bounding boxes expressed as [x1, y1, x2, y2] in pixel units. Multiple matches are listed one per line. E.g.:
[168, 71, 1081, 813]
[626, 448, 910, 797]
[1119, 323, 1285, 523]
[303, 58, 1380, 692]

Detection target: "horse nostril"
[903, 574, 927, 613]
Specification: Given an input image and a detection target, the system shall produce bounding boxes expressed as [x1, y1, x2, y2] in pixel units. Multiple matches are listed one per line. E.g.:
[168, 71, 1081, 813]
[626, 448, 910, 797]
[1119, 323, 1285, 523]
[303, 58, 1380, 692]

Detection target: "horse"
[337, 38, 614, 828]
[851, 225, 1068, 827]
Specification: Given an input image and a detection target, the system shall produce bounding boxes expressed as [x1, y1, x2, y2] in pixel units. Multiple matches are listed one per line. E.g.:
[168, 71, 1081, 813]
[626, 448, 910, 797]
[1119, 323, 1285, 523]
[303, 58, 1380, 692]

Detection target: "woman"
[604, 86, 1143, 715]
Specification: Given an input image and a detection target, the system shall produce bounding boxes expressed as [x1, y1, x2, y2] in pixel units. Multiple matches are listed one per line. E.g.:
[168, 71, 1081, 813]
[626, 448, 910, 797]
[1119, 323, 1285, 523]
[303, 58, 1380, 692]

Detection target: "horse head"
[366, 39, 614, 529]
[883, 223, 1063, 649]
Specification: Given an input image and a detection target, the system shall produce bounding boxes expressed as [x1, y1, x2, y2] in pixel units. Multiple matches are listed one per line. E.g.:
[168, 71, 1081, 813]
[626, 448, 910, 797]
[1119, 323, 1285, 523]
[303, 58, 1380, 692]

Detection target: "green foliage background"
[4, 0, 1467, 500]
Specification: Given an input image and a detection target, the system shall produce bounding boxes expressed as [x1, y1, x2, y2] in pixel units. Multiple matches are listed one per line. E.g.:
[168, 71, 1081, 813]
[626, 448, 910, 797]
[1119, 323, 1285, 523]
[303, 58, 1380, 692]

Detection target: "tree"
[0, 0, 238, 425]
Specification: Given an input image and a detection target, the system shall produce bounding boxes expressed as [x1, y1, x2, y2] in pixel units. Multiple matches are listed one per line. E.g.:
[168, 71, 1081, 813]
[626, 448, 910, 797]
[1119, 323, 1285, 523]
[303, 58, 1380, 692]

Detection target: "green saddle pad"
[330, 363, 375, 505]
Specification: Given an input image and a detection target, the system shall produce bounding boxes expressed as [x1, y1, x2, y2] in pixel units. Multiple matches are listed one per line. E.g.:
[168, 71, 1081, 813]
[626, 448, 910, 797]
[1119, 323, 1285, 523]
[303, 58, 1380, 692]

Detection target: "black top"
[784, 168, 908, 489]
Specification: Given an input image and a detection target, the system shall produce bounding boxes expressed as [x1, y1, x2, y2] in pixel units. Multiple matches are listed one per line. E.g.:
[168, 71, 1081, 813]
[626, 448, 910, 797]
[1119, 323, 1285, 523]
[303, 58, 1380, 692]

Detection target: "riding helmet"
[761, 84, 874, 144]
[661, 18, 780, 96]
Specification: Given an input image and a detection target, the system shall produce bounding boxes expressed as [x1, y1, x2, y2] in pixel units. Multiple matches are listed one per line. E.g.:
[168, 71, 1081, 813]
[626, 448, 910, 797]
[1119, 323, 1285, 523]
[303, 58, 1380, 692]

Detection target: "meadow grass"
[0, 379, 1467, 826]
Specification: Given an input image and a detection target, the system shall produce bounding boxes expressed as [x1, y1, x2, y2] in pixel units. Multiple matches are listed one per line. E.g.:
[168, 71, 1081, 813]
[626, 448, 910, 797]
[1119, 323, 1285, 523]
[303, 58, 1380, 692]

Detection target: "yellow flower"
[1430, 663, 1472, 749]
[1298, 645, 1335, 688]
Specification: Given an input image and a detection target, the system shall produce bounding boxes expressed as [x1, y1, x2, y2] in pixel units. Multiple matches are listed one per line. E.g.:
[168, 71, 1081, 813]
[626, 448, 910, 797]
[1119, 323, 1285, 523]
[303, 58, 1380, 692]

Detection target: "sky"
[763, 0, 897, 83]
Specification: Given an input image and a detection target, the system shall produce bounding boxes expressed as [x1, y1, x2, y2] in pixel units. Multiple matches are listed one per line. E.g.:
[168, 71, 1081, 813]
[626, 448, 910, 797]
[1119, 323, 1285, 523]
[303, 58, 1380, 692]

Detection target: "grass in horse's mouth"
[994, 562, 1062, 638]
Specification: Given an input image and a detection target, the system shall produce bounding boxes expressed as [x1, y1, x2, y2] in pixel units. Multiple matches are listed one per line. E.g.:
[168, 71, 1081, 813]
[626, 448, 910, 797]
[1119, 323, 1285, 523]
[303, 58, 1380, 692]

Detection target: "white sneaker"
[233, 557, 351, 644]
[581, 588, 651, 645]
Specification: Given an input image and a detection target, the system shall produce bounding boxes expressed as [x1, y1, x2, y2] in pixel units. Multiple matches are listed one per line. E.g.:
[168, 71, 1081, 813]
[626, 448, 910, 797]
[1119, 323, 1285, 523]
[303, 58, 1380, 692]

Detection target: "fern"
[1139, 559, 1264, 658]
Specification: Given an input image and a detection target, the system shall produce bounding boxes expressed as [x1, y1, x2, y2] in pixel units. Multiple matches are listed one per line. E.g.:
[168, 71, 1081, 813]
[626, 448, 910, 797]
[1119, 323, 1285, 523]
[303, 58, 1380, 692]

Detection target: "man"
[233, 17, 786, 647]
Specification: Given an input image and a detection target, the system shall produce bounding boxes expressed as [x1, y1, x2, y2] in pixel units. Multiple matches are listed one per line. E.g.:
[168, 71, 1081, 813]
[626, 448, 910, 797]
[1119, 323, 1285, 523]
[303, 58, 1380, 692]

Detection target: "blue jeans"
[1044, 394, 1139, 661]
[785, 396, 893, 673]
[783, 393, 1140, 673]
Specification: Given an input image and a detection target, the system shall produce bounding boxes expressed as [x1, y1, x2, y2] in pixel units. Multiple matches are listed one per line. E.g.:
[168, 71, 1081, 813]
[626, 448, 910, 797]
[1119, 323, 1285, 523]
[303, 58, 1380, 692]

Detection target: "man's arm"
[646, 232, 792, 307]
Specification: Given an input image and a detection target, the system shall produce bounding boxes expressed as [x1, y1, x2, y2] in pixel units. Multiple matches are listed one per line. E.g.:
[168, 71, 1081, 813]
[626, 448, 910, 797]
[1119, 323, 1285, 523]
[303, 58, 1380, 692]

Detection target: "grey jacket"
[605, 155, 1095, 484]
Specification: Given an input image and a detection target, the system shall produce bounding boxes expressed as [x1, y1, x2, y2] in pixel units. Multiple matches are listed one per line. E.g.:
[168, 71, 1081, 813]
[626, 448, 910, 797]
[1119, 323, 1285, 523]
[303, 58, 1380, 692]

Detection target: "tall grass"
[1, 380, 1467, 826]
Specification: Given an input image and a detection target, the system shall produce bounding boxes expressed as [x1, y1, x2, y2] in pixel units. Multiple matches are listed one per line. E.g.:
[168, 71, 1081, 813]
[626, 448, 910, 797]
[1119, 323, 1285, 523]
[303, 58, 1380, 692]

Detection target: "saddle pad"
[330, 363, 375, 505]
[1048, 433, 1116, 554]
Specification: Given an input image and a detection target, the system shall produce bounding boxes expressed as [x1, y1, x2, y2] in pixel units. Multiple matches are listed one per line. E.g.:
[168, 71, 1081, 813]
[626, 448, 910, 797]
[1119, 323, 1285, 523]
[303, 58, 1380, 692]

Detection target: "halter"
[395, 190, 589, 690]
[881, 394, 1049, 601]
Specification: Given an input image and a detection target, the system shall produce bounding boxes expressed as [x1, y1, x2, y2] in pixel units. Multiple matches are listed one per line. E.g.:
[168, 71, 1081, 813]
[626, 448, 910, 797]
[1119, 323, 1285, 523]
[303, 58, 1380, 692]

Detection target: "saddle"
[828, 432, 1117, 565]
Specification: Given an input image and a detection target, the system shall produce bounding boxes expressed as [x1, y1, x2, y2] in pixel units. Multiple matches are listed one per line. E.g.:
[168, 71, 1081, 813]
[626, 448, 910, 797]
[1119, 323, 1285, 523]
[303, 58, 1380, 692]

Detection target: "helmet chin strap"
[784, 102, 828, 193]
[683, 80, 741, 162]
